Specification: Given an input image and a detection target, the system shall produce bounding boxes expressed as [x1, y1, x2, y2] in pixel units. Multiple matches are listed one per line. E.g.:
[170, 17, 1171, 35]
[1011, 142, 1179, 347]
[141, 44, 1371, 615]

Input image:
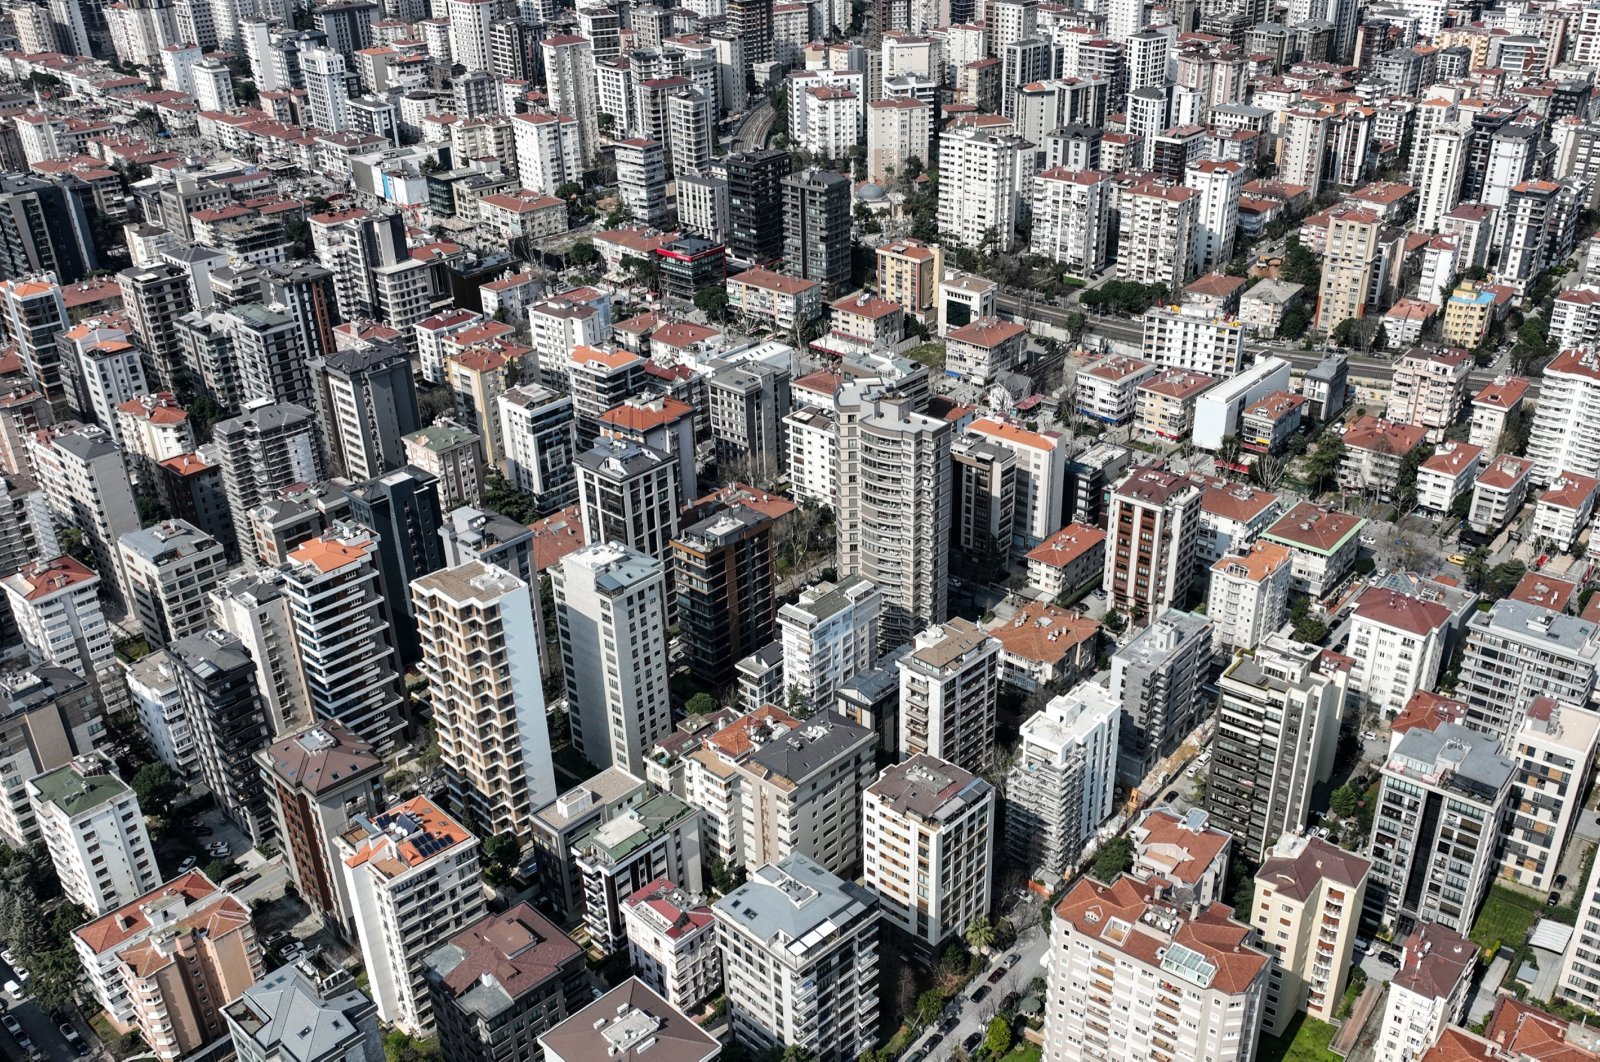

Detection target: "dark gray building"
[343, 467, 445, 665]
[315, 342, 420, 481]
[424, 904, 586, 1062]
[781, 168, 851, 298]
[170, 628, 273, 845]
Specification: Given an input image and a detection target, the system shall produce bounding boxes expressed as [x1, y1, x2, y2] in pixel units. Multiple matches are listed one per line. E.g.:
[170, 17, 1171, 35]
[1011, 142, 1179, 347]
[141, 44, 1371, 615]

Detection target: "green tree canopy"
[1090, 836, 1134, 883]
[1329, 784, 1361, 818]
[985, 1017, 1013, 1056]
[568, 240, 599, 267]
[132, 761, 181, 817]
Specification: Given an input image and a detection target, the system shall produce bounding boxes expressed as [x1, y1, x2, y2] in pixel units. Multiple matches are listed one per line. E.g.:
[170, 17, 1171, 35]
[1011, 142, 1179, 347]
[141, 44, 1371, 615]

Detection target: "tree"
[132, 761, 180, 817]
[1330, 317, 1367, 349]
[480, 470, 541, 524]
[568, 240, 599, 267]
[1303, 434, 1346, 494]
[915, 988, 945, 1027]
[985, 1017, 1013, 1056]
[965, 914, 998, 953]
[694, 286, 730, 322]
[1281, 235, 1322, 287]
[482, 832, 522, 886]
[1090, 836, 1134, 883]
[206, 858, 232, 882]
[1278, 303, 1311, 339]
[384, 1031, 443, 1062]
[1329, 783, 1361, 818]
[1065, 311, 1087, 340]
[685, 692, 718, 718]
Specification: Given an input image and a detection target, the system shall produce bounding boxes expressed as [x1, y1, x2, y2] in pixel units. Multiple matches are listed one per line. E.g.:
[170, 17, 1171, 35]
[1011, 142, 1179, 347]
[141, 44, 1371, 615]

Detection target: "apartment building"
[1025, 523, 1106, 601]
[936, 122, 1035, 251]
[946, 317, 1027, 386]
[1468, 454, 1534, 537]
[1386, 347, 1473, 443]
[413, 560, 556, 836]
[1501, 697, 1600, 893]
[574, 437, 681, 566]
[620, 880, 720, 1010]
[951, 435, 1015, 562]
[1208, 634, 1347, 862]
[898, 618, 1000, 774]
[1046, 875, 1270, 1062]
[1345, 588, 1451, 715]
[1139, 304, 1246, 378]
[282, 525, 407, 756]
[1338, 416, 1430, 502]
[965, 418, 1067, 557]
[1317, 206, 1386, 328]
[552, 542, 671, 777]
[680, 705, 799, 869]
[1376, 923, 1476, 1062]
[1116, 181, 1198, 291]
[1366, 720, 1512, 934]
[402, 424, 483, 508]
[539, 978, 717, 1062]
[0, 668, 101, 847]
[212, 401, 325, 532]
[725, 268, 823, 331]
[600, 394, 698, 507]
[1112, 610, 1212, 784]
[1195, 482, 1282, 566]
[3, 555, 118, 697]
[1415, 441, 1483, 515]
[737, 711, 876, 876]
[1530, 348, 1600, 483]
[1533, 472, 1600, 550]
[671, 498, 791, 686]
[1469, 374, 1529, 457]
[1077, 356, 1155, 425]
[863, 755, 994, 951]
[73, 872, 260, 1052]
[713, 854, 881, 1062]
[339, 797, 486, 1035]
[117, 520, 228, 648]
[256, 722, 385, 941]
[834, 385, 952, 644]
[1262, 502, 1366, 597]
[1128, 807, 1231, 905]
[571, 790, 702, 954]
[1030, 168, 1113, 276]
[497, 384, 576, 513]
[423, 903, 585, 1062]
[1003, 683, 1120, 881]
[1136, 369, 1217, 441]
[26, 422, 140, 601]
[1253, 835, 1370, 1035]
[1238, 391, 1306, 457]
[530, 768, 650, 922]
[1207, 541, 1292, 654]
[1457, 599, 1600, 740]
[28, 755, 159, 916]
[778, 576, 881, 712]
[866, 97, 932, 185]
[225, 963, 383, 1062]
[1103, 466, 1202, 617]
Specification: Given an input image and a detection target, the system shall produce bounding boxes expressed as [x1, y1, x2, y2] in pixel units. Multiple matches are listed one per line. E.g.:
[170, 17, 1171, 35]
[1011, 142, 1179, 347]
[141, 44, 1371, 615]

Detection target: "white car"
[4, 978, 22, 997]
[206, 843, 230, 857]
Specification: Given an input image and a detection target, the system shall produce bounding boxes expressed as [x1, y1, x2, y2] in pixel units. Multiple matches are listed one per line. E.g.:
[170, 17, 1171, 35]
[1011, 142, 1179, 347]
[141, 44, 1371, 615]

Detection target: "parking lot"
[1, 955, 92, 1062]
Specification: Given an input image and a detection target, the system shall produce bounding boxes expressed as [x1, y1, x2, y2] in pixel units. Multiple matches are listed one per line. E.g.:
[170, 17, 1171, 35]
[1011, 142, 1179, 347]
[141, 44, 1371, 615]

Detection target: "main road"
[995, 291, 1532, 397]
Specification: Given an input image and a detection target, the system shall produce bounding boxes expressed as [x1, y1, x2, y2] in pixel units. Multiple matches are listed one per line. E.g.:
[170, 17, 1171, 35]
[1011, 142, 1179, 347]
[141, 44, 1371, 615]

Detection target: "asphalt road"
[995, 293, 1538, 398]
[0, 958, 89, 1062]
[908, 917, 1052, 1061]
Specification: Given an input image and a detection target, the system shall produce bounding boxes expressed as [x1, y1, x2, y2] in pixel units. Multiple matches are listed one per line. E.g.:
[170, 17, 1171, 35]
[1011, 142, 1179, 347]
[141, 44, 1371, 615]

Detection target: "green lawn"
[998, 1046, 1042, 1062]
[1257, 1014, 1339, 1062]
[1470, 885, 1543, 953]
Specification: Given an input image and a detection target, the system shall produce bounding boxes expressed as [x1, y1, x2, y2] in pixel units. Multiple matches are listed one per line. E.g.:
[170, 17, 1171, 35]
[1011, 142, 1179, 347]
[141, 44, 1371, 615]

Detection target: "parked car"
[1003, 953, 1020, 968]
[971, 986, 990, 1004]
[177, 857, 197, 873]
[2, 1011, 22, 1035]
[206, 843, 230, 858]
[60, 1023, 87, 1055]
[963, 1033, 983, 1054]
[1550, 891, 1563, 906]
[987, 967, 1006, 985]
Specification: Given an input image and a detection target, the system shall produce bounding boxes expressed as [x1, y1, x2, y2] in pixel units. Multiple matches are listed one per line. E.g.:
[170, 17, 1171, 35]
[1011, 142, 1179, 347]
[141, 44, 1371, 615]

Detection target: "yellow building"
[1253, 834, 1370, 1035]
[875, 237, 942, 317]
[1441, 283, 1497, 347]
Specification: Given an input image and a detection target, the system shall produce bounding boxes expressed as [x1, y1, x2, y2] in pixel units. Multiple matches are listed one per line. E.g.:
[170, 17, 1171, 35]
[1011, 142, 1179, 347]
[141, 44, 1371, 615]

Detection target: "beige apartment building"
[1253, 834, 1370, 1035]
